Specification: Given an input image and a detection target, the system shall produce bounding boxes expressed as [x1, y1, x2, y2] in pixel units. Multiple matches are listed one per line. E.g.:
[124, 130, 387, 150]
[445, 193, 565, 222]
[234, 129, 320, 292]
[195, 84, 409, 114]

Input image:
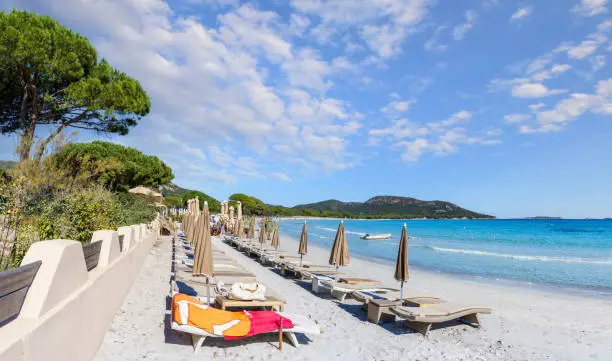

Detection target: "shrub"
[37, 185, 124, 243]
[117, 192, 157, 226]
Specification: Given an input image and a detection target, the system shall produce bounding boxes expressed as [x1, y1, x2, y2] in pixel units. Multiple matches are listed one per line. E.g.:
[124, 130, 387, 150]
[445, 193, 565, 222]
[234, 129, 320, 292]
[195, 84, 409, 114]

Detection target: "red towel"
[224, 311, 294, 340]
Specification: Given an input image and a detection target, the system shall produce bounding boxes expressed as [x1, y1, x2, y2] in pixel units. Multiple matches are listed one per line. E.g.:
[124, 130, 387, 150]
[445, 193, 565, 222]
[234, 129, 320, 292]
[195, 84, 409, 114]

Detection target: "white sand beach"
[94, 234, 612, 361]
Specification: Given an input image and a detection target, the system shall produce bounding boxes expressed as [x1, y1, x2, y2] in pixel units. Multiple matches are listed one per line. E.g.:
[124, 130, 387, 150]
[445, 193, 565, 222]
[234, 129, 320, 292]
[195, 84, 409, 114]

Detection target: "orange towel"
[172, 294, 251, 337]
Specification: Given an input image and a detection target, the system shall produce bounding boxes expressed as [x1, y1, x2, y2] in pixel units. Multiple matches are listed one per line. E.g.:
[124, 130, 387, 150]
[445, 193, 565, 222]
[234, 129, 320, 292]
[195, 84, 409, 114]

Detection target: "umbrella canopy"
[248, 217, 256, 239]
[128, 186, 163, 203]
[271, 222, 280, 249]
[329, 220, 350, 267]
[193, 201, 213, 276]
[298, 221, 308, 255]
[258, 219, 266, 244]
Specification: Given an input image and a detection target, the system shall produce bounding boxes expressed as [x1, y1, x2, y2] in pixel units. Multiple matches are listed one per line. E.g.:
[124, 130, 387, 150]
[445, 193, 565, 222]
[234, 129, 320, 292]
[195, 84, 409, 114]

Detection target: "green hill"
[160, 183, 220, 212]
[292, 196, 492, 219]
[159, 187, 493, 219]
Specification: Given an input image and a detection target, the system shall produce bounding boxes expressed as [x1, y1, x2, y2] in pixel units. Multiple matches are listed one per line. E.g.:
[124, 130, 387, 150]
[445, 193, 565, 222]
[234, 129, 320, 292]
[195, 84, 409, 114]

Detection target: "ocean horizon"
[278, 218, 612, 293]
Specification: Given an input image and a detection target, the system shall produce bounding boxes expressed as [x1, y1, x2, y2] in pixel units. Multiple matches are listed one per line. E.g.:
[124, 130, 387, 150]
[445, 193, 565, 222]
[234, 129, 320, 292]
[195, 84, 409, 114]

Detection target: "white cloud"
[519, 124, 564, 134]
[489, 62, 572, 93]
[269, 172, 292, 181]
[518, 79, 612, 133]
[453, 10, 478, 41]
[504, 113, 532, 123]
[398, 138, 429, 161]
[591, 55, 606, 71]
[529, 103, 547, 111]
[510, 6, 533, 22]
[361, 24, 406, 57]
[572, 0, 608, 17]
[369, 110, 499, 161]
[381, 99, 414, 113]
[531, 64, 572, 81]
[565, 39, 599, 59]
[427, 110, 472, 131]
[286, 14, 311, 37]
[512, 83, 568, 98]
[424, 25, 448, 52]
[290, 0, 432, 58]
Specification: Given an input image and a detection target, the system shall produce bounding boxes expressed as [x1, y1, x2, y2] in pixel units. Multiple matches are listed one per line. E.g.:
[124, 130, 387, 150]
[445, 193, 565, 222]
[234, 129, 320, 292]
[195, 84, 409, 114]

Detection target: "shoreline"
[280, 230, 612, 300]
[278, 216, 612, 221]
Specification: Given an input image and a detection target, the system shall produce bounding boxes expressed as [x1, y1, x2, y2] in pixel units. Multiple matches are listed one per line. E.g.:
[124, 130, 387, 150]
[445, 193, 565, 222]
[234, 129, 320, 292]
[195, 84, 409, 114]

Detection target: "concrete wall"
[0, 217, 162, 361]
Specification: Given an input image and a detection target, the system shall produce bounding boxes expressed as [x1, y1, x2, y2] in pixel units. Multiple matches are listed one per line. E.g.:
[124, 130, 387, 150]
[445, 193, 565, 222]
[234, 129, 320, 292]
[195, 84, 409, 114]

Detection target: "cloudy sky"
[2, 0, 612, 218]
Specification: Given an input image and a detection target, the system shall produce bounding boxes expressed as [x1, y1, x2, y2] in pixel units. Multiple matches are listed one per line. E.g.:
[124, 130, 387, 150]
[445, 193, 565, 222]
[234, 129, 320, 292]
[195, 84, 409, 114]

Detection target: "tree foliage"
[181, 190, 220, 213]
[0, 10, 150, 161]
[229, 193, 267, 216]
[52, 141, 173, 191]
[164, 195, 183, 208]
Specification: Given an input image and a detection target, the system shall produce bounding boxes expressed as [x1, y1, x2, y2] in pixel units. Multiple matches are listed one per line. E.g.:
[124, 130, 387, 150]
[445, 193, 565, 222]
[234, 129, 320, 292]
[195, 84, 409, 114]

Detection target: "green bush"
[37, 186, 124, 243]
[117, 192, 157, 226]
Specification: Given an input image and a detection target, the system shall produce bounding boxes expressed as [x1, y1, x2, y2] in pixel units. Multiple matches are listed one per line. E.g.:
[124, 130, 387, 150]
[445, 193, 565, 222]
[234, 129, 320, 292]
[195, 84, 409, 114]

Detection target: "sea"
[278, 218, 612, 294]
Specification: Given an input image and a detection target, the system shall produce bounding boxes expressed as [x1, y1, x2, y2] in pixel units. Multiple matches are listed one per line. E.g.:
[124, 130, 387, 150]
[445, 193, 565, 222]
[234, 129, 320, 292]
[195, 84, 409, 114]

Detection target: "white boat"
[360, 233, 392, 240]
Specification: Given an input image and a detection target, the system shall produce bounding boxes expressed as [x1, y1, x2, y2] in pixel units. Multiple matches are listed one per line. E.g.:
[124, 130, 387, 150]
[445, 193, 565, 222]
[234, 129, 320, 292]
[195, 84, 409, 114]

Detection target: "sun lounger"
[310, 274, 378, 295]
[390, 303, 492, 335]
[171, 294, 321, 352]
[280, 264, 343, 280]
[325, 283, 399, 302]
[352, 288, 440, 309]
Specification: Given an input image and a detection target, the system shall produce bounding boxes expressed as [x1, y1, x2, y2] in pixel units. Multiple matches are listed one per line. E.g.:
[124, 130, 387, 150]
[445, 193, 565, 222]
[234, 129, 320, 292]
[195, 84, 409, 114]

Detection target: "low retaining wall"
[0, 218, 162, 361]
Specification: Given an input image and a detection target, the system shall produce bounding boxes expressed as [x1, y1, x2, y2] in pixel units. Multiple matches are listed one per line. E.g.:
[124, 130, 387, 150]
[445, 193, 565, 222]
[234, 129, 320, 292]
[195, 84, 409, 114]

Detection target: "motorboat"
[360, 233, 392, 240]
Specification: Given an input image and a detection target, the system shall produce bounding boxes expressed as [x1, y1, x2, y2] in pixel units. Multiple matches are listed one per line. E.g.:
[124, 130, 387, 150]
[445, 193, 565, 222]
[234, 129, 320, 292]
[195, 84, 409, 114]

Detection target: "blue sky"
[2, 0, 612, 218]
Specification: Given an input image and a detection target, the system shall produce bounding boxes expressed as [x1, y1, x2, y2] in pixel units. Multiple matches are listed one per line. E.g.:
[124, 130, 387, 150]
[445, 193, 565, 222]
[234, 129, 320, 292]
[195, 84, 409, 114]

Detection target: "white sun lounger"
[171, 309, 320, 352]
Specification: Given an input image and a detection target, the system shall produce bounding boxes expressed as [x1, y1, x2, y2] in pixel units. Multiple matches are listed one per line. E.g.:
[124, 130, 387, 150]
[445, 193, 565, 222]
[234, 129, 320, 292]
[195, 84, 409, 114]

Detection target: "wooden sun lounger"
[390, 303, 492, 335]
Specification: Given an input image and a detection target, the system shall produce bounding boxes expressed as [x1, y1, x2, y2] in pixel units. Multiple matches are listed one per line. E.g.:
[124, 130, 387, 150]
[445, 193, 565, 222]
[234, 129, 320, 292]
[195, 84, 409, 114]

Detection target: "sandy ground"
[94, 234, 612, 361]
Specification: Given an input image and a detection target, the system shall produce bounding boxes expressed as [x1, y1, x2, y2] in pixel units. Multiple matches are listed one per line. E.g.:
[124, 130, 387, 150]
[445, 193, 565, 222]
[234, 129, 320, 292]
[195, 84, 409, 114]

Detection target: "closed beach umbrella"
[395, 223, 409, 299]
[193, 201, 213, 276]
[236, 218, 244, 238]
[248, 217, 256, 239]
[259, 218, 266, 247]
[329, 220, 350, 268]
[298, 221, 308, 266]
[271, 222, 280, 250]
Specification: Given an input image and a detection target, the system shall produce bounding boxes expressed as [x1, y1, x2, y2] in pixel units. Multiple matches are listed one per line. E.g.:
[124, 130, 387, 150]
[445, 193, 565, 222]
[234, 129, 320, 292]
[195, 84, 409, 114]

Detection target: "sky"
[1, 0, 612, 218]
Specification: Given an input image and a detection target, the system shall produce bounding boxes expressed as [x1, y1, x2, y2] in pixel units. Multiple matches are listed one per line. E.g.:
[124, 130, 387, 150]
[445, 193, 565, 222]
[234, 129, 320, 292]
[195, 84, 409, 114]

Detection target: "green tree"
[52, 141, 174, 191]
[229, 193, 267, 216]
[0, 10, 150, 161]
[181, 190, 220, 213]
[164, 195, 183, 208]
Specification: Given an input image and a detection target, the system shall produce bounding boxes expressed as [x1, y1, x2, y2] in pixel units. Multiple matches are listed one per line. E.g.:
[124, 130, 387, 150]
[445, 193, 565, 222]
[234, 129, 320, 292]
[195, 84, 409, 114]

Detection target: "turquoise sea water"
[278, 219, 612, 292]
